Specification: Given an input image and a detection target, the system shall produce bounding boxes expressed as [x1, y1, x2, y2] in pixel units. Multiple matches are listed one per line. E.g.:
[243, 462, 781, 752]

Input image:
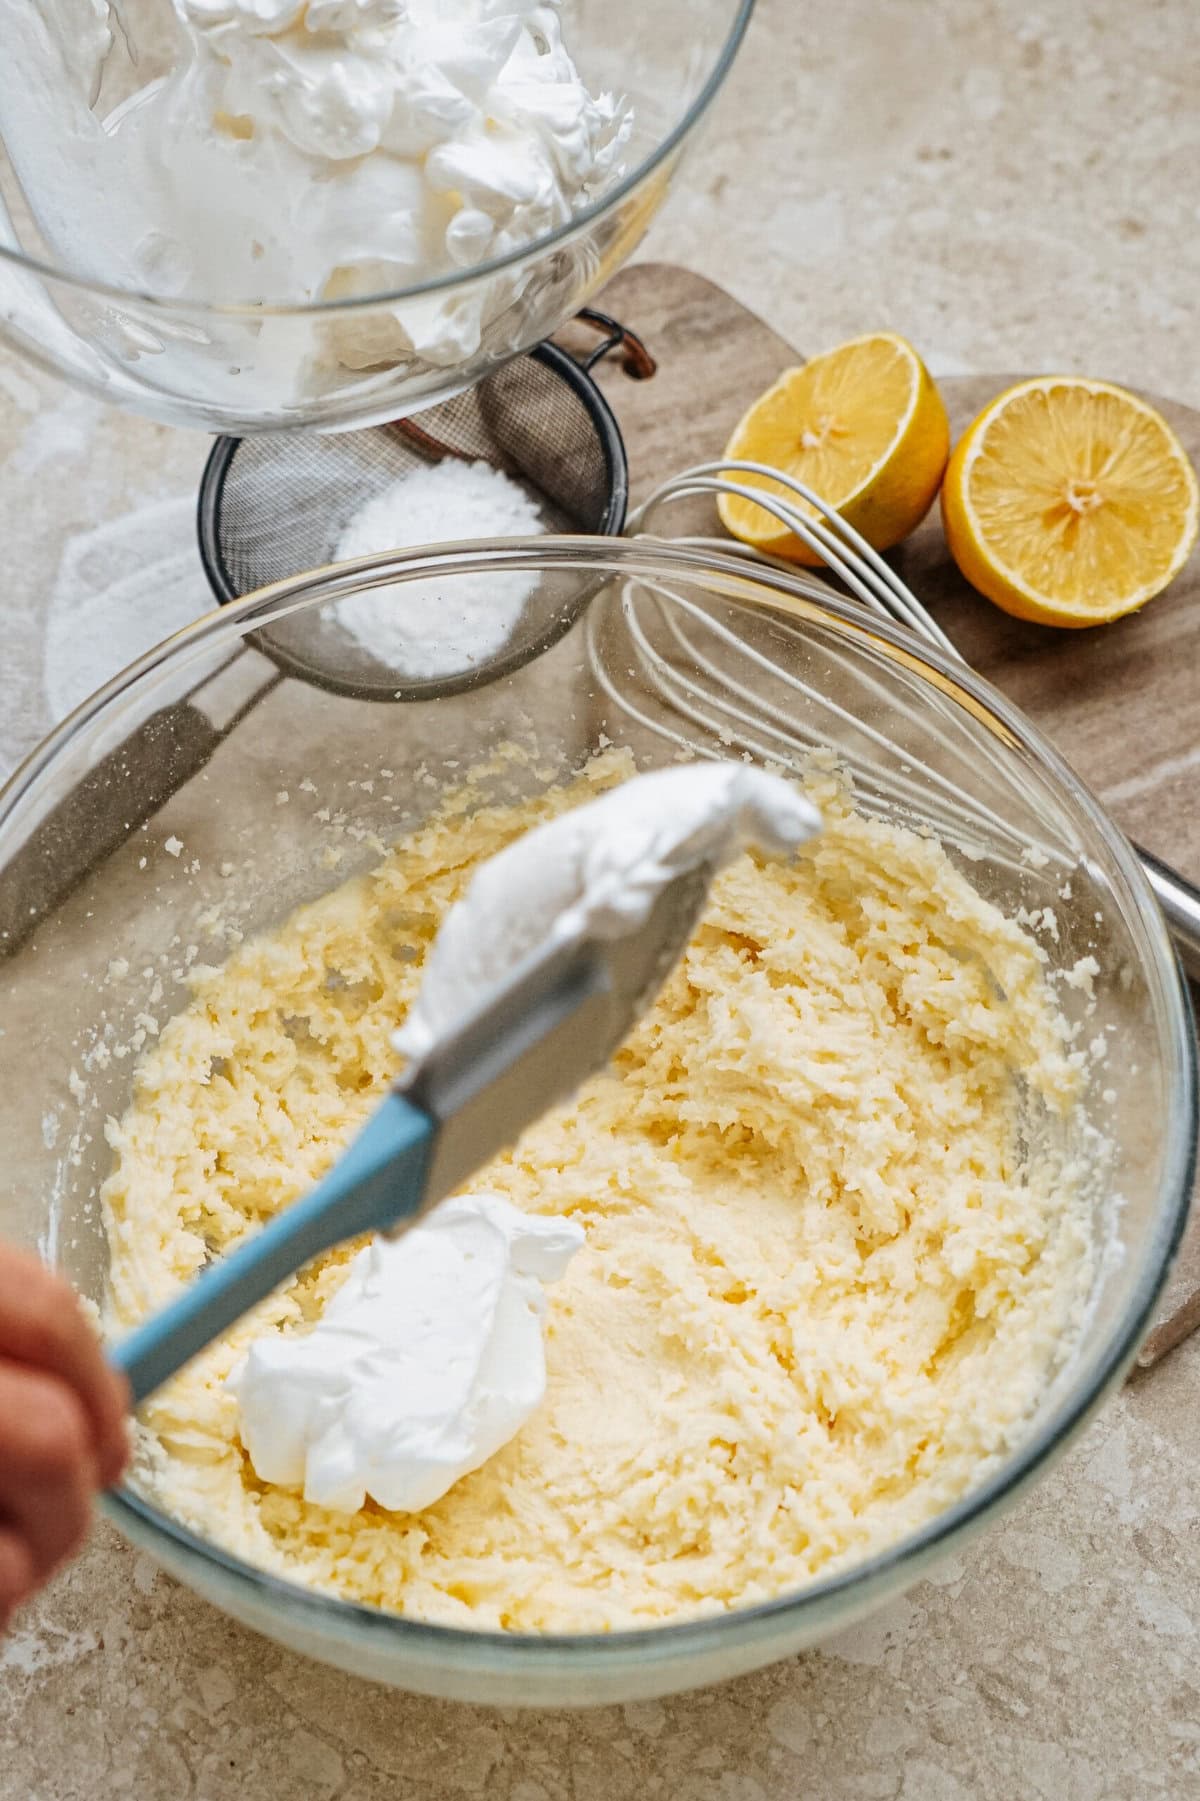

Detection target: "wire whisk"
[620, 459, 1200, 979]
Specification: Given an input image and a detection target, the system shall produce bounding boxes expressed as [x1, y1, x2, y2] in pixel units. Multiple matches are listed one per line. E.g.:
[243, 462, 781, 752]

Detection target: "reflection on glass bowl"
[0, 0, 753, 433]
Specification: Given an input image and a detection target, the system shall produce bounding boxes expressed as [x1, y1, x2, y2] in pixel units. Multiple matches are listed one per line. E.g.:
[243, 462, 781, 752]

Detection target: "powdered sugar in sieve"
[331, 460, 545, 681]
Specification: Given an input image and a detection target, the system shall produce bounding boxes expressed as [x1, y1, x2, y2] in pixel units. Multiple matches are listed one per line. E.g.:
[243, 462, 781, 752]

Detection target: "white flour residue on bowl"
[10, 390, 104, 478]
[332, 460, 544, 679]
[42, 495, 212, 722]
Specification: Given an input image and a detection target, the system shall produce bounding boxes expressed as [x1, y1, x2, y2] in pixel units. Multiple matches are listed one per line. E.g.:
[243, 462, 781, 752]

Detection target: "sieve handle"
[0, 651, 279, 960]
[0, 702, 221, 958]
[569, 310, 656, 379]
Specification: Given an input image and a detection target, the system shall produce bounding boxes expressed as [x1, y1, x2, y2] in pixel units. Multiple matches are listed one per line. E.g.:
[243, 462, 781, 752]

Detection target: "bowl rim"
[8, 534, 1193, 1667]
[0, 0, 755, 315]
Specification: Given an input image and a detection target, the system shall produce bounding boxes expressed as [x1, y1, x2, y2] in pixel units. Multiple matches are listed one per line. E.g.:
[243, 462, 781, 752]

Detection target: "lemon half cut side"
[718, 332, 951, 566]
[941, 376, 1199, 628]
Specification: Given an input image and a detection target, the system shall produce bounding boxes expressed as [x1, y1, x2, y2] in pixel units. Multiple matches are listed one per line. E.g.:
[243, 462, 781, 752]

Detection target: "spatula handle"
[110, 1094, 435, 1406]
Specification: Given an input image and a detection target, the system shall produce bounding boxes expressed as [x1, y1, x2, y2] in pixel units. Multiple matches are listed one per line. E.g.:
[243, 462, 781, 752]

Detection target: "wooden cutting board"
[569, 262, 1200, 1370]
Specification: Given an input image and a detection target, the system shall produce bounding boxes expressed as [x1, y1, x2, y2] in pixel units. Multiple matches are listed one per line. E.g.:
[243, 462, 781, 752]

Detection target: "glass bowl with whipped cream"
[0, 0, 752, 432]
[0, 539, 1192, 1705]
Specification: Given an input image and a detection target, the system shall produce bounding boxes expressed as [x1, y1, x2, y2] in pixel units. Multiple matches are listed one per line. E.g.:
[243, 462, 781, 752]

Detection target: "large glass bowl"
[0, 0, 752, 433]
[0, 540, 1192, 1705]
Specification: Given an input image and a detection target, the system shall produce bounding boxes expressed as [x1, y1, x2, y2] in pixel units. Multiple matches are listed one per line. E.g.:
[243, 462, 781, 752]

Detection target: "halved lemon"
[941, 377, 1199, 628]
[717, 332, 950, 564]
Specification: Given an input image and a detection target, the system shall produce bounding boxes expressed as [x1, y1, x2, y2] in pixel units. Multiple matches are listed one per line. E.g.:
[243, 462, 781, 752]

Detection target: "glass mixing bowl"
[0, 540, 1192, 1705]
[0, 0, 752, 433]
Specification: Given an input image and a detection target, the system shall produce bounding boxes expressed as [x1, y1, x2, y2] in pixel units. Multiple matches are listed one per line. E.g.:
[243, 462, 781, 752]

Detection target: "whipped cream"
[396, 763, 822, 1061]
[2, 0, 630, 381]
[229, 1192, 583, 1512]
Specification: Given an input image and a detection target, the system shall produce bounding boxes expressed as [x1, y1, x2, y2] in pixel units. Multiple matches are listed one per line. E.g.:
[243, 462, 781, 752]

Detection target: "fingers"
[0, 1252, 125, 1631]
[0, 1248, 129, 1486]
[0, 1527, 35, 1634]
[0, 1362, 97, 1585]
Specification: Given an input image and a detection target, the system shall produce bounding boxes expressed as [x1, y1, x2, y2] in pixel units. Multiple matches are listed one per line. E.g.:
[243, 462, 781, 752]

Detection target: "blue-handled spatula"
[109, 864, 713, 1405]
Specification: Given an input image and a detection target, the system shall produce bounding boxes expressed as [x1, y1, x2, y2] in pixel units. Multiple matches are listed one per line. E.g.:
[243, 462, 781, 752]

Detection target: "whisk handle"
[1137, 845, 1200, 984]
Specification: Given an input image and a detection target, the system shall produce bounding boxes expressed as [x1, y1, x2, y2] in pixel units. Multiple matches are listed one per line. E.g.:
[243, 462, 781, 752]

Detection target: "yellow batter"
[103, 754, 1093, 1632]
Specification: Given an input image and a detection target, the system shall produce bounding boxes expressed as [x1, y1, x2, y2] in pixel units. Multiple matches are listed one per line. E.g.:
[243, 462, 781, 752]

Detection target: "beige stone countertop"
[2, 0, 1199, 1794]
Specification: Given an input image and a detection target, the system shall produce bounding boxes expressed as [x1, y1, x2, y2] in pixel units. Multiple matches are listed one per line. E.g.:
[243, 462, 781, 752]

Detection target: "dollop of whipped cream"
[3, 0, 630, 370]
[229, 1192, 583, 1512]
[396, 763, 822, 1062]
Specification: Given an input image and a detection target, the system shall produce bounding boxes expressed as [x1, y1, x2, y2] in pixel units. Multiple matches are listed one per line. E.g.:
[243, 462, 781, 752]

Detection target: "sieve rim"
[196, 338, 629, 611]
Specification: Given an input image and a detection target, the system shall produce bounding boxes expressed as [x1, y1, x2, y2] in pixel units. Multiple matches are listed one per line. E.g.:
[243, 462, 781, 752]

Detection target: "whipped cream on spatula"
[230, 763, 819, 1513]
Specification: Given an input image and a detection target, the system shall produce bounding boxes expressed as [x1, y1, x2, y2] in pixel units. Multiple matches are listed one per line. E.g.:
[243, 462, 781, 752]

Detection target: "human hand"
[0, 1245, 130, 1631]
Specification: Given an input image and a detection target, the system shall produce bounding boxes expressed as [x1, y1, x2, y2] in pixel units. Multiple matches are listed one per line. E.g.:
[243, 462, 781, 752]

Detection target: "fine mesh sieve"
[197, 321, 650, 702]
